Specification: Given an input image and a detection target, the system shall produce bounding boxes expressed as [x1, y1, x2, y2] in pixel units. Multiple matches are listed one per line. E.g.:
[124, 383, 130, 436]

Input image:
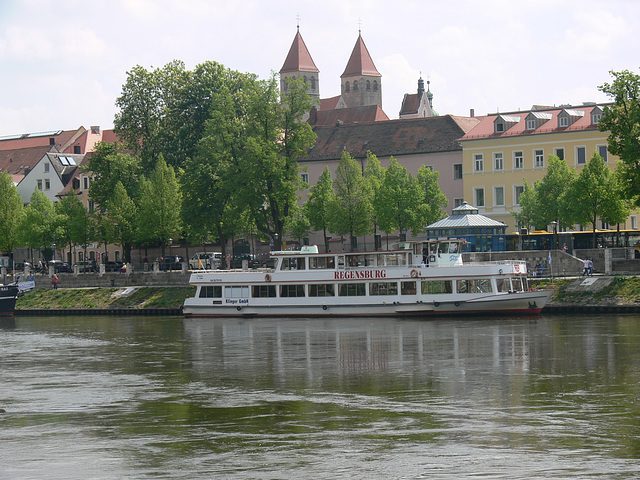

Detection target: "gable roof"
[0, 145, 57, 184]
[341, 34, 381, 78]
[280, 30, 319, 74]
[0, 128, 86, 152]
[300, 115, 480, 162]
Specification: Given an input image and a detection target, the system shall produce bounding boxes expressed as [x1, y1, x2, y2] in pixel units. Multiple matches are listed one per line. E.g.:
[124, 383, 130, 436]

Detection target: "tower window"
[353, 81, 358, 91]
[345, 82, 350, 92]
[366, 80, 371, 91]
[373, 81, 378, 92]
[310, 76, 316, 89]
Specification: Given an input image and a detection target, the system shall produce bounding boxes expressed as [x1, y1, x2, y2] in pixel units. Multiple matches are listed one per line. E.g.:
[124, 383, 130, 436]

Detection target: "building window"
[45, 179, 50, 190]
[554, 147, 565, 160]
[373, 81, 378, 92]
[300, 173, 309, 184]
[631, 216, 638, 229]
[534, 149, 544, 168]
[514, 151, 524, 169]
[494, 186, 504, 206]
[366, 80, 371, 91]
[514, 185, 525, 205]
[526, 118, 537, 130]
[494, 152, 503, 171]
[474, 187, 485, 207]
[598, 145, 608, 162]
[453, 164, 463, 180]
[592, 112, 602, 124]
[474, 153, 484, 172]
[83, 177, 89, 190]
[37, 179, 43, 190]
[495, 121, 505, 133]
[74, 145, 81, 154]
[345, 82, 350, 92]
[559, 115, 569, 128]
[454, 198, 464, 208]
[353, 81, 358, 91]
[88, 201, 95, 212]
[576, 146, 586, 165]
[44, 163, 49, 173]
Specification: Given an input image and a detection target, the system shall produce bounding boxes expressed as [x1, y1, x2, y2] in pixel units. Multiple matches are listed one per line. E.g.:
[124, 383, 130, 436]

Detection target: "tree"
[415, 165, 447, 234]
[598, 69, 640, 205]
[17, 189, 60, 261]
[329, 151, 372, 250]
[54, 192, 91, 264]
[105, 182, 138, 263]
[376, 157, 421, 241]
[137, 156, 182, 258]
[512, 180, 540, 232]
[363, 151, 385, 249]
[0, 172, 24, 262]
[284, 203, 311, 247]
[564, 153, 630, 248]
[305, 166, 336, 253]
[534, 155, 577, 230]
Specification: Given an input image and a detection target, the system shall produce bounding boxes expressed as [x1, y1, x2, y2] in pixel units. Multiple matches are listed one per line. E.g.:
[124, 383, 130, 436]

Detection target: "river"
[1, 314, 639, 479]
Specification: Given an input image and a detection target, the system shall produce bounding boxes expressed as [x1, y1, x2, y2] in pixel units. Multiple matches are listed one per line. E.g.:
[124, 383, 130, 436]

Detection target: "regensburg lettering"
[334, 270, 387, 280]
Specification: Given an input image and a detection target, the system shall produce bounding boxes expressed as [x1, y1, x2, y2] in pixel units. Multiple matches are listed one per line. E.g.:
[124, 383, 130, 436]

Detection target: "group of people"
[582, 258, 594, 276]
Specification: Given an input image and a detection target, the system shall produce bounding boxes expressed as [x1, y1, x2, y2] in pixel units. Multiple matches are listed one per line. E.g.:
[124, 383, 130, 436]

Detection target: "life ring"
[410, 269, 418, 278]
[433, 301, 440, 307]
[322, 305, 328, 310]
[236, 306, 242, 311]
[454, 301, 460, 307]
[265, 274, 271, 282]
[429, 255, 436, 263]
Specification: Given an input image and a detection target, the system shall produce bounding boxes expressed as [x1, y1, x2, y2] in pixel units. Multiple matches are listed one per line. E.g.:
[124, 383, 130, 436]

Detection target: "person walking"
[582, 258, 589, 277]
[52, 273, 58, 289]
[588, 258, 594, 276]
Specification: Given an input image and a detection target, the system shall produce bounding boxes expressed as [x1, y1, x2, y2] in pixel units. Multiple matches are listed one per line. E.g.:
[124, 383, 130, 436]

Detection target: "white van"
[189, 252, 222, 270]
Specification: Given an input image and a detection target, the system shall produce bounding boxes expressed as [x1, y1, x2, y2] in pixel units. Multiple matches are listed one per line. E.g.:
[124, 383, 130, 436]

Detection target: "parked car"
[49, 260, 72, 273]
[74, 260, 97, 273]
[13, 261, 32, 272]
[230, 254, 260, 269]
[104, 261, 124, 272]
[189, 252, 222, 270]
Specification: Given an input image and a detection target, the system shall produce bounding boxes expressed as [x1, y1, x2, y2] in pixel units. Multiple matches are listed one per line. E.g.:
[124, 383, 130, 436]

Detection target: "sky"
[1, 0, 639, 136]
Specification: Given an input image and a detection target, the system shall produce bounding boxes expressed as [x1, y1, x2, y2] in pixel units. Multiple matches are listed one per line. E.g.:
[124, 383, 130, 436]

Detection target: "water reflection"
[1, 314, 640, 479]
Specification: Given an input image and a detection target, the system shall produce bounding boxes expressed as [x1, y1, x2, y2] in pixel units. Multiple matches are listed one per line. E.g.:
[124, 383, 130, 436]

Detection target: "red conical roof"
[280, 30, 319, 74]
[341, 34, 381, 78]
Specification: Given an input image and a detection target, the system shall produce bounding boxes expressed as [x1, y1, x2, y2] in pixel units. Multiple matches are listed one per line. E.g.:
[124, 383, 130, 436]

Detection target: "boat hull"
[183, 289, 553, 318]
[0, 285, 19, 316]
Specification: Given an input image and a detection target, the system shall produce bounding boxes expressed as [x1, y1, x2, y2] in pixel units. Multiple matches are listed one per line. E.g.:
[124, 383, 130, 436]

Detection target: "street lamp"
[550, 221, 558, 250]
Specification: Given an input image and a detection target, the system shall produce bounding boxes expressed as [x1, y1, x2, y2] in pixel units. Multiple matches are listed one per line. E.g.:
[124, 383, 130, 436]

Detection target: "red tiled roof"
[0, 128, 84, 151]
[320, 96, 341, 111]
[0, 145, 55, 180]
[341, 34, 381, 78]
[301, 115, 479, 161]
[280, 30, 319, 74]
[460, 105, 606, 141]
[399, 93, 420, 115]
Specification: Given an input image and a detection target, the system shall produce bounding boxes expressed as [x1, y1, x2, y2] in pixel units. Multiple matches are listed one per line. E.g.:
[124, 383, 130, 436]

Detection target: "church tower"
[279, 27, 320, 101]
[340, 32, 382, 109]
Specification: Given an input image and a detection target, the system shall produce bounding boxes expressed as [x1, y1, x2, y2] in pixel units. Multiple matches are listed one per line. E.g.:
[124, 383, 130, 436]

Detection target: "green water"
[1, 314, 639, 479]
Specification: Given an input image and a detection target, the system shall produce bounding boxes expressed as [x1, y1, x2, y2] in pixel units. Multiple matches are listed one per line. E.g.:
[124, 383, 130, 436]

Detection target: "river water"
[1, 313, 639, 479]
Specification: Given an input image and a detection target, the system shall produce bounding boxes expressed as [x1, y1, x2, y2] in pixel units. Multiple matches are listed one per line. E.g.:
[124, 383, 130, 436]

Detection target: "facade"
[399, 77, 437, 119]
[17, 152, 84, 204]
[458, 104, 623, 233]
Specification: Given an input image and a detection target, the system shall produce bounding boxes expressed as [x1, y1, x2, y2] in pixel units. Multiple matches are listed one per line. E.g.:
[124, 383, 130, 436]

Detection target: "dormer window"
[557, 109, 584, 128]
[591, 106, 604, 125]
[525, 112, 552, 131]
[494, 115, 520, 134]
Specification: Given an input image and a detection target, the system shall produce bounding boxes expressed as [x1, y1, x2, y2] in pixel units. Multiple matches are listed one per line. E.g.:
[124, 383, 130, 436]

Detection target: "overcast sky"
[1, 0, 639, 135]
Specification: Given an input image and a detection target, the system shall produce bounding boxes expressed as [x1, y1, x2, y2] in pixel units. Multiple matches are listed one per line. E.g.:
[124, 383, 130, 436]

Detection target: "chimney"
[470, 108, 475, 118]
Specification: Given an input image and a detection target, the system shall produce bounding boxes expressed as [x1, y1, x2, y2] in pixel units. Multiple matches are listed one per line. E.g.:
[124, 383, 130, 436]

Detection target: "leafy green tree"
[598, 69, 640, 204]
[415, 165, 447, 234]
[114, 61, 187, 174]
[54, 192, 91, 264]
[305, 166, 336, 253]
[364, 151, 385, 249]
[137, 156, 182, 258]
[534, 155, 577, 230]
[329, 151, 372, 250]
[512, 180, 540, 231]
[0, 172, 24, 261]
[18, 189, 60, 262]
[285, 203, 311, 247]
[104, 182, 138, 263]
[376, 157, 422, 241]
[564, 153, 630, 248]
[85, 141, 141, 213]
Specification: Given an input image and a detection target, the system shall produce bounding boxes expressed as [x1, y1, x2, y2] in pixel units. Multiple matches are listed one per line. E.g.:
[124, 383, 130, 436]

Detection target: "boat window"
[225, 286, 249, 298]
[456, 279, 493, 294]
[309, 284, 335, 297]
[338, 256, 345, 268]
[369, 282, 398, 295]
[280, 284, 306, 297]
[377, 253, 407, 266]
[347, 255, 365, 267]
[338, 283, 366, 296]
[199, 285, 222, 298]
[280, 257, 306, 270]
[496, 278, 511, 292]
[401, 281, 416, 295]
[252, 285, 276, 298]
[309, 256, 336, 269]
[438, 243, 450, 254]
[512, 278, 525, 292]
[421, 280, 453, 294]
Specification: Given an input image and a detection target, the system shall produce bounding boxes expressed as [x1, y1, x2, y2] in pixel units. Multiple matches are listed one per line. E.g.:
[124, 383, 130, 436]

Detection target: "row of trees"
[0, 59, 449, 266]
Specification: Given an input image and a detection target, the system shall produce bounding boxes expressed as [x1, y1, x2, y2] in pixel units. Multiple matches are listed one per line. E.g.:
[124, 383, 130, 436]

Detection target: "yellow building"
[458, 104, 636, 233]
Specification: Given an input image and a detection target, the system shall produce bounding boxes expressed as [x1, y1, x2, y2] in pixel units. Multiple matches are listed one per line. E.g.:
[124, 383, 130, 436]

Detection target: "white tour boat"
[183, 239, 553, 318]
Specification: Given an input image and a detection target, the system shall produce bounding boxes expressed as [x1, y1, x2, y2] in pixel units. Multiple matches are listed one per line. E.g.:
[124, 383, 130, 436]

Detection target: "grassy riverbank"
[535, 276, 640, 306]
[16, 286, 195, 310]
